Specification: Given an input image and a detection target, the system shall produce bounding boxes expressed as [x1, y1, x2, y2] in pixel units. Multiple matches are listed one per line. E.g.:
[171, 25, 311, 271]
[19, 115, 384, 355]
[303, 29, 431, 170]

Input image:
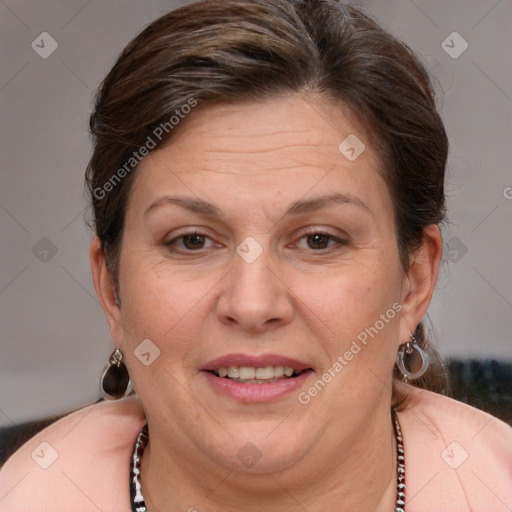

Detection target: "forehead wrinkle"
[169, 163, 331, 176]
[167, 143, 340, 176]
[197, 143, 332, 156]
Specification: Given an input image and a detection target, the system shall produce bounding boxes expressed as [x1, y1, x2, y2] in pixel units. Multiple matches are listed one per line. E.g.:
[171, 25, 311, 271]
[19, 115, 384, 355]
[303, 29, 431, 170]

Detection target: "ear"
[398, 224, 443, 342]
[90, 236, 125, 347]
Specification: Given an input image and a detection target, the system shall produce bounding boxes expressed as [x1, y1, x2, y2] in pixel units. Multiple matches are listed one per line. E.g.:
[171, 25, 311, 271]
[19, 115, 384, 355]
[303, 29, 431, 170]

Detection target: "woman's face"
[101, 94, 419, 474]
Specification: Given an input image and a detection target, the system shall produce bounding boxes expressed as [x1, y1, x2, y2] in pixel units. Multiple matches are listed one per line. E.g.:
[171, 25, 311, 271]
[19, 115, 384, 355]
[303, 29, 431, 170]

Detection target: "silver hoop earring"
[100, 347, 132, 400]
[396, 332, 430, 381]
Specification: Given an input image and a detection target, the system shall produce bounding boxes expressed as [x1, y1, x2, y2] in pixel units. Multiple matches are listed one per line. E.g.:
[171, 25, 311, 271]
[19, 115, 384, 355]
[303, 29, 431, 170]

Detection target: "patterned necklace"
[130, 410, 406, 511]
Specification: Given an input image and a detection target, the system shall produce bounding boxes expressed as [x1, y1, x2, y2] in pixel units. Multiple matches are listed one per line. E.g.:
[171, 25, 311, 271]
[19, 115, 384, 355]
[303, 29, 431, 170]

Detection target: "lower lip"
[202, 370, 313, 403]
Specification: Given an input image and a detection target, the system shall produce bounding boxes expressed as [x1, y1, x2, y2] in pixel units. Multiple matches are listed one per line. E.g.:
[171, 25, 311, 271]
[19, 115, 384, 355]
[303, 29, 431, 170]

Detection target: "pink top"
[1, 386, 511, 511]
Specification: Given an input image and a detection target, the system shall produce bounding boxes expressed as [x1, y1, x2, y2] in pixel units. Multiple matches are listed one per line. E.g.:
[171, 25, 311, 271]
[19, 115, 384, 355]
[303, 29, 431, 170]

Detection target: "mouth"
[209, 365, 307, 384]
[201, 354, 314, 402]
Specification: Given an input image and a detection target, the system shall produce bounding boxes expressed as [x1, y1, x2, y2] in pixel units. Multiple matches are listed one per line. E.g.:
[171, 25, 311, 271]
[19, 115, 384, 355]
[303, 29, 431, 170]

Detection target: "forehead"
[127, 94, 389, 217]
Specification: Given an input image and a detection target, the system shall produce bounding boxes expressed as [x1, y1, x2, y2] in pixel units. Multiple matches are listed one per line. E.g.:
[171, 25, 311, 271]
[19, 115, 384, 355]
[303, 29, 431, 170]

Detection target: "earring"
[396, 332, 430, 381]
[100, 347, 132, 400]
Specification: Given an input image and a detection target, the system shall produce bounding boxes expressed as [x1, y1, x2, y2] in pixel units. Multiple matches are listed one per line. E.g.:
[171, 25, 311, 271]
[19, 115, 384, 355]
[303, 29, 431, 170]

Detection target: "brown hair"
[85, 0, 449, 400]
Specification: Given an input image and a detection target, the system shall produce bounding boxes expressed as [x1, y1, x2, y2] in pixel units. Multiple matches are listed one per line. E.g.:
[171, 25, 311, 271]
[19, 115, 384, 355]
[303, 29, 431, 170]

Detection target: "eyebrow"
[286, 193, 372, 216]
[144, 196, 221, 217]
[144, 192, 372, 218]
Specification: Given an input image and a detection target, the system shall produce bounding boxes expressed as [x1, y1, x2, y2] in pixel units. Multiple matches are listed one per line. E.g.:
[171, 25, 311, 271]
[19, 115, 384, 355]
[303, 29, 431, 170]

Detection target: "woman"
[1, 0, 511, 510]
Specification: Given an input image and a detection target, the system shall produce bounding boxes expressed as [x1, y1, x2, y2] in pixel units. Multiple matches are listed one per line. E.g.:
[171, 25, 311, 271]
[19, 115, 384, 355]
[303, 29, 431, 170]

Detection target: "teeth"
[255, 366, 274, 379]
[214, 365, 301, 381]
[227, 366, 239, 378]
[239, 367, 256, 380]
[273, 365, 285, 377]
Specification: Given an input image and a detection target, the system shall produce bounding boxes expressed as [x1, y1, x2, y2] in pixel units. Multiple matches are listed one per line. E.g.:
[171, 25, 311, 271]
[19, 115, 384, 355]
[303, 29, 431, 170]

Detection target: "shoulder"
[398, 385, 512, 512]
[0, 397, 146, 512]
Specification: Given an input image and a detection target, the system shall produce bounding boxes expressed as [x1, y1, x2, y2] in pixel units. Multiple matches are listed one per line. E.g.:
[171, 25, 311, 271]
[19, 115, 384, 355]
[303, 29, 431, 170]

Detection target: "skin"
[91, 93, 442, 511]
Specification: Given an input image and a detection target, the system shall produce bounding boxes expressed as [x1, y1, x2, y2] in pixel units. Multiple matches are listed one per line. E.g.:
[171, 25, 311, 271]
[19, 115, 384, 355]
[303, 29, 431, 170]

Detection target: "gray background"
[0, 0, 511, 427]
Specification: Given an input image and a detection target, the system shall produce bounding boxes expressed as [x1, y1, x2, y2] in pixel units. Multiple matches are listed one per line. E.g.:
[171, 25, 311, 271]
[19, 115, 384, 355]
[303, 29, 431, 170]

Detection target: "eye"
[294, 231, 347, 251]
[182, 233, 207, 250]
[165, 232, 219, 252]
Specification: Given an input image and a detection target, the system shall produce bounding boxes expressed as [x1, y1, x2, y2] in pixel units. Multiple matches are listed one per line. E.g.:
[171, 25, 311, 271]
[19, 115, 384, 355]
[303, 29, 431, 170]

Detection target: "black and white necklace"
[130, 410, 406, 511]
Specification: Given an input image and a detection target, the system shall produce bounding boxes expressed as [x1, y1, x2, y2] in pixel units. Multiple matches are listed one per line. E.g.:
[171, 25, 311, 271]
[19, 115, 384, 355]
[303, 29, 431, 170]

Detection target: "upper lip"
[201, 353, 312, 372]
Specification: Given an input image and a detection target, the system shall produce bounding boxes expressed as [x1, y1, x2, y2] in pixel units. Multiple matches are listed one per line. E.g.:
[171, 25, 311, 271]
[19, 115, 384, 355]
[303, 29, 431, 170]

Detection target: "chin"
[203, 420, 315, 475]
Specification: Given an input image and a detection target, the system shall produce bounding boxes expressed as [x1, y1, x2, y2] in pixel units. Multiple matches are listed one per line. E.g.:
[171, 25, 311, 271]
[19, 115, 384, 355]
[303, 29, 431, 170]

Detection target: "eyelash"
[293, 230, 348, 251]
[164, 230, 216, 252]
[164, 229, 348, 254]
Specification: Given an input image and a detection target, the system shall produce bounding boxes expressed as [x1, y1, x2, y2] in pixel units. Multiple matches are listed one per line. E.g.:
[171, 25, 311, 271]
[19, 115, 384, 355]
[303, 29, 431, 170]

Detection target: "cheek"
[118, 254, 215, 355]
[295, 269, 402, 411]
[292, 256, 402, 347]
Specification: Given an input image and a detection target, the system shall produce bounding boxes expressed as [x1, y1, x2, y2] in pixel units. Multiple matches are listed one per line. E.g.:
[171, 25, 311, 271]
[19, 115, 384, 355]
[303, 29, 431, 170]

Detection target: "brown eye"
[165, 232, 216, 252]
[306, 233, 331, 250]
[182, 233, 206, 250]
[293, 231, 348, 252]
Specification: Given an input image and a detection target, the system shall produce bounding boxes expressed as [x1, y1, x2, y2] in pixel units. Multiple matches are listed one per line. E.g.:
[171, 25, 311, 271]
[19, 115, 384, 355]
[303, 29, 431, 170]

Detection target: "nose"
[216, 249, 294, 333]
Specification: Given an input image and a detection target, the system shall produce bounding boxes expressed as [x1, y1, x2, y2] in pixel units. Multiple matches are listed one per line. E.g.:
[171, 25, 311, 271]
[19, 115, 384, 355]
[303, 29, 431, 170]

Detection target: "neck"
[139, 405, 397, 512]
